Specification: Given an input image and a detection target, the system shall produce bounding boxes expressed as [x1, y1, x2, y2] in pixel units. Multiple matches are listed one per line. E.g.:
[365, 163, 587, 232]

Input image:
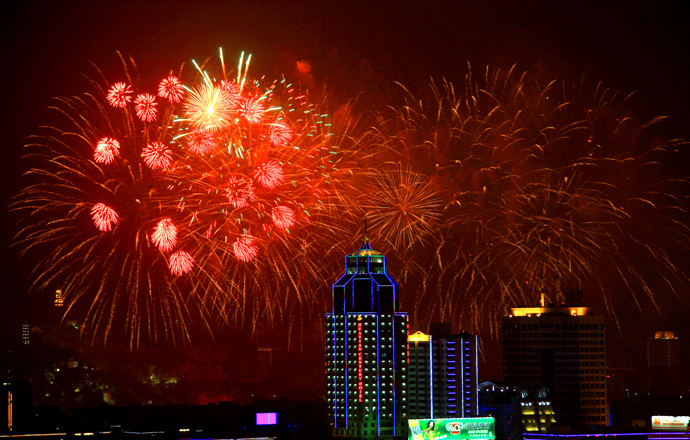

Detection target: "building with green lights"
[325, 240, 409, 440]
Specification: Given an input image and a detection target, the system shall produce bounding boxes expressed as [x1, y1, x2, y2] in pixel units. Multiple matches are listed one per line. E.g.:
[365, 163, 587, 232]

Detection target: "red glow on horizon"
[91, 203, 119, 231]
[94, 137, 120, 164]
[151, 218, 178, 252]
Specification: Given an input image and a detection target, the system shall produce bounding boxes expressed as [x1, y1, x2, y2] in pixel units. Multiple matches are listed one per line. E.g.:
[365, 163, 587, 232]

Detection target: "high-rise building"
[325, 240, 409, 440]
[55, 289, 64, 307]
[646, 331, 680, 368]
[1, 380, 33, 434]
[21, 321, 29, 345]
[408, 323, 478, 419]
[502, 305, 607, 428]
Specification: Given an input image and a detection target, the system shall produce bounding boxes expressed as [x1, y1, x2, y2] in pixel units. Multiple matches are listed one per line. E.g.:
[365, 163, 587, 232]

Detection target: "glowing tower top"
[331, 238, 400, 314]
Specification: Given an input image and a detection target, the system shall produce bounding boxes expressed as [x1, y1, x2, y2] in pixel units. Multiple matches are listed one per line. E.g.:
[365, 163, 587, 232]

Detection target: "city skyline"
[1, 1, 690, 407]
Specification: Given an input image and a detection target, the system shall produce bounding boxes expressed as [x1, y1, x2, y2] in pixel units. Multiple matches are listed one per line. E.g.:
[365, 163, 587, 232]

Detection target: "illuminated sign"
[256, 412, 277, 425]
[652, 415, 690, 430]
[409, 418, 495, 440]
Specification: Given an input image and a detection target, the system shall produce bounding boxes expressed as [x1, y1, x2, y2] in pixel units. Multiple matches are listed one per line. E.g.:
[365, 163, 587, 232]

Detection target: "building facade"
[325, 240, 409, 439]
[479, 382, 556, 440]
[502, 306, 607, 428]
[646, 331, 680, 368]
[408, 323, 478, 419]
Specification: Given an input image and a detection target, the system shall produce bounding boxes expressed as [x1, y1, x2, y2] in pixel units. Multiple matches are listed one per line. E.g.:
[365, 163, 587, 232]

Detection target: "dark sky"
[1, 0, 689, 401]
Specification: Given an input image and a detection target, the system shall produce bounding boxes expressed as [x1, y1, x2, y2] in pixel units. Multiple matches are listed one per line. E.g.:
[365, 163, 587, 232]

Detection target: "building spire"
[364, 214, 369, 244]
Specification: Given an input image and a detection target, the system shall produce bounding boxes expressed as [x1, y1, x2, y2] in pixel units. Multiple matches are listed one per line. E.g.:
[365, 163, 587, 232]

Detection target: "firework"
[183, 83, 234, 131]
[134, 93, 158, 121]
[158, 75, 184, 103]
[359, 68, 690, 336]
[268, 121, 293, 146]
[252, 160, 284, 189]
[91, 203, 119, 232]
[357, 165, 444, 251]
[169, 250, 194, 275]
[151, 218, 178, 252]
[106, 82, 133, 108]
[232, 233, 259, 262]
[142, 142, 173, 170]
[186, 129, 216, 154]
[94, 137, 120, 164]
[238, 96, 266, 125]
[14, 49, 364, 346]
[271, 205, 295, 229]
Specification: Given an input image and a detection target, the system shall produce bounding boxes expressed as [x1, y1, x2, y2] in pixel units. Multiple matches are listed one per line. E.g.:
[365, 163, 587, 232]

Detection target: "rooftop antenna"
[363, 215, 369, 244]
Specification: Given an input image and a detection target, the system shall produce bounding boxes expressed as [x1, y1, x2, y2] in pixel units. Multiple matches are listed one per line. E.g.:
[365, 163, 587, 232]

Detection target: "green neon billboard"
[408, 417, 495, 440]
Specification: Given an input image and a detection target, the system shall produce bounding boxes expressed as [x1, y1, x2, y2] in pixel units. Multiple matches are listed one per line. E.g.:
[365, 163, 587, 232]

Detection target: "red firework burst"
[90, 203, 119, 231]
[151, 218, 177, 252]
[106, 82, 133, 108]
[253, 160, 284, 189]
[233, 233, 259, 262]
[271, 205, 295, 229]
[134, 93, 158, 122]
[169, 250, 194, 275]
[225, 176, 255, 208]
[94, 137, 120, 164]
[238, 96, 265, 124]
[268, 121, 293, 146]
[186, 129, 216, 154]
[142, 141, 173, 170]
[220, 79, 241, 103]
[158, 75, 184, 103]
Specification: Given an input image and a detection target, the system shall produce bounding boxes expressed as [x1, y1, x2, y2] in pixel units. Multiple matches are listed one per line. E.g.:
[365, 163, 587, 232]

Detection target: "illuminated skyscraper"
[502, 303, 607, 428]
[408, 323, 478, 419]
[325, 240, 408, 440]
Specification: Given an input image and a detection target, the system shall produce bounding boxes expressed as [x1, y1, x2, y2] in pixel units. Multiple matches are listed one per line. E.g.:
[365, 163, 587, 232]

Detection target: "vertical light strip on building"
[7, 391, 13, 432]
[448, 341, 457, 415]
[344, 314, 349, 427]
[429, 334, 434, 418]
[392, 315, 397, 436]
[331, 315, 337, 426]
[460, 338, 465, 417]
[475, 335, 479, 415]
[358, 321, 363, 402]
[376, 315, 381, 437]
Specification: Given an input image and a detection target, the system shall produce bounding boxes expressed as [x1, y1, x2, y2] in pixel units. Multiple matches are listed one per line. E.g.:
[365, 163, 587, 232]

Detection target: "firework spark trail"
[13, 50, 368, 347]
[356, 66, 690, 336]
[357, 165, 444, 252]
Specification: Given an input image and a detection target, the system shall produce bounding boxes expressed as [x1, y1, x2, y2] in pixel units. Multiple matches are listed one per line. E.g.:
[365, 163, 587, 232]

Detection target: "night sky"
[1, 1, 689, 405]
